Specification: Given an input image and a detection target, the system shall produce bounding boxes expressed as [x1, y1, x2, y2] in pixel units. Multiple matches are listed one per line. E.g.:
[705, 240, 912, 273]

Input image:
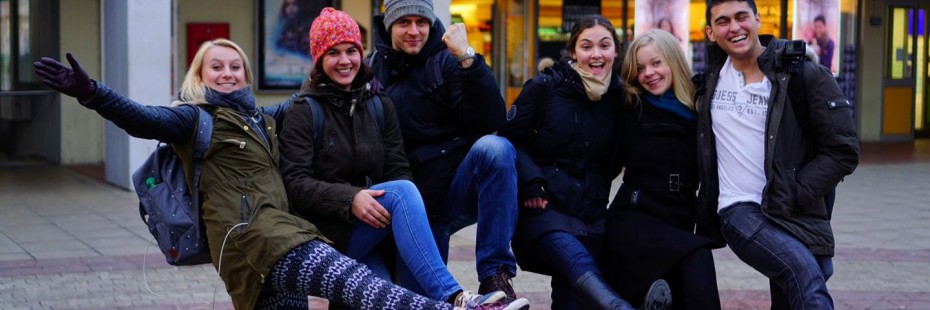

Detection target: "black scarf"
[204, 87, 257, 115]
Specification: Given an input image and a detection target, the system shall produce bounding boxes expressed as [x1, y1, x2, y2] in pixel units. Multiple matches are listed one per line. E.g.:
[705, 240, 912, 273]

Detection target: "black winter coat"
[279, 77, 409, 252]
[368, 15, 506, 219]
[604, 97, 719, 299]
[696, 36, 859, 256]
[498, 62, 624, 274]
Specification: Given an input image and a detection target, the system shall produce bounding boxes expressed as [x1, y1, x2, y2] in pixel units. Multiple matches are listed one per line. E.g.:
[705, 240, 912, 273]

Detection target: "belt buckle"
[669, 174, 680, 192]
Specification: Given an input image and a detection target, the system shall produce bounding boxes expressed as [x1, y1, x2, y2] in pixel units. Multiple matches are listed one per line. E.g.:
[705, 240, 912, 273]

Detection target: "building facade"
[0, 0, 926, 189]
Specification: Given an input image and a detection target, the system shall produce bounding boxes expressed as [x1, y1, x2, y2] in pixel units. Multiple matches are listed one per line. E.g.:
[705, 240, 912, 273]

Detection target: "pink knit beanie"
[309, 7, 363, 64]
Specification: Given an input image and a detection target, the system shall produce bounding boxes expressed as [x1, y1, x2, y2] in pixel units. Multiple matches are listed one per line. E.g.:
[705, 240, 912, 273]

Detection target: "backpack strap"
[304, 96, 326, 152]
[425, 53, 447, 92]
[367, 94, 386, 137]
[786, 62, 808, 128]
[191, 106, 214, 206]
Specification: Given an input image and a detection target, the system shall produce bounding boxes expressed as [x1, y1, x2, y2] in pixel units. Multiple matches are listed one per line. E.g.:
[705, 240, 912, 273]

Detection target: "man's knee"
[470, 135, 516, 162]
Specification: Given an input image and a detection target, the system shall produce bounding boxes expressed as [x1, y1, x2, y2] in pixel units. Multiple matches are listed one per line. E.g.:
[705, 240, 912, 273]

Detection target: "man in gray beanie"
[367, 0, 525, 307]
[382, 0, 436, 32]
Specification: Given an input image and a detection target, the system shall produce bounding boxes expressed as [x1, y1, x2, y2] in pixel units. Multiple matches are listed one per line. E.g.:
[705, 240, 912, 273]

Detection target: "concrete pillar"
[102, 0, 173, 189]
[434, 0, 451, 29]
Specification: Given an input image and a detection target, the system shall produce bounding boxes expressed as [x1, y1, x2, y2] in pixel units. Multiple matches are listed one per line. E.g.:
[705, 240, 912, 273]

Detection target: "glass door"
[882, 5, 918, 137]
[918, 6, 930, 137]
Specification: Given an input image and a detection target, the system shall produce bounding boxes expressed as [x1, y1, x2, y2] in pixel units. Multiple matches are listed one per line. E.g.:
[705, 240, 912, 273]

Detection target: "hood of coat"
[372, 14, 447, 69]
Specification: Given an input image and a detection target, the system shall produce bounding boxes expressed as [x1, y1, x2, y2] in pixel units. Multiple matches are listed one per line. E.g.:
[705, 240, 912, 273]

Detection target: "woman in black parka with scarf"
[498, 16, 670, 310]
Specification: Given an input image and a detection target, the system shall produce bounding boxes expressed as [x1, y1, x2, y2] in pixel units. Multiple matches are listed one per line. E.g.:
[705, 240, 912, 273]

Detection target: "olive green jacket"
[176, 106, 329, 309]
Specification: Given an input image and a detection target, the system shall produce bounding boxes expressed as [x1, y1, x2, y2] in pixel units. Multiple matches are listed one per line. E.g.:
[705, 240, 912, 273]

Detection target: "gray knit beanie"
[383, 0, 435, 30]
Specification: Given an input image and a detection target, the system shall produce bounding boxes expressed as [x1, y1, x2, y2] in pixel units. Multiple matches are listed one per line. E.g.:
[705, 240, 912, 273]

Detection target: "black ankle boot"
[572, 271, 636, 310]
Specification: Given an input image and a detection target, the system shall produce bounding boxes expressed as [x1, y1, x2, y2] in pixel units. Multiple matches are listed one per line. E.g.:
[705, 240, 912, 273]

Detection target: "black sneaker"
[478, 265, 523, 307]
[640, 279, 672, 310]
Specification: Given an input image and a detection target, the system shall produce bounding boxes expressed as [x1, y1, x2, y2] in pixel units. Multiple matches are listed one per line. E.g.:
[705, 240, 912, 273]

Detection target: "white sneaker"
[459, 297, 531, 310]
[453, 290, 506, 308]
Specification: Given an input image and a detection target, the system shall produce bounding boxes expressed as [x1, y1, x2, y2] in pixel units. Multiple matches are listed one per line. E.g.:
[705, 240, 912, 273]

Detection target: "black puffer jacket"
[696, 36, 859, 256]
[367, 15, 505, 218]
[278, 77, 409, 252]
[498, 61, 624, 273]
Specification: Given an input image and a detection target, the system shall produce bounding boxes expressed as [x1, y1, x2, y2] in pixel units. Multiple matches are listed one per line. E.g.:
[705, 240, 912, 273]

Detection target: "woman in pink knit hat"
[278, 7, 530, 310]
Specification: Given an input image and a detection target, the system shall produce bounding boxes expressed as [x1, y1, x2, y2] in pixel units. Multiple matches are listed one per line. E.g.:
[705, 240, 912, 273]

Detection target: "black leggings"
[255, 240, 453, 310]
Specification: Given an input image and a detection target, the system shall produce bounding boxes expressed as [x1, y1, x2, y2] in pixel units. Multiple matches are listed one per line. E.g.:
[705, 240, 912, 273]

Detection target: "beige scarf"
[572, 62, 612, 101]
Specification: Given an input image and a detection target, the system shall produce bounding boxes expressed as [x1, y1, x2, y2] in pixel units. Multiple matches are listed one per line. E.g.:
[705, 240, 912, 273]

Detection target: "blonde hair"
[621, 29, 695, 110]
[172, 39, 253, 106]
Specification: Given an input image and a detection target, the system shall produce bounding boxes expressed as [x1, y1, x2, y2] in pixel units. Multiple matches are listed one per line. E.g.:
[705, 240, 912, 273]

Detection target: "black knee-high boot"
[572, 271, 673, 310]
[572, 271, 636, 310]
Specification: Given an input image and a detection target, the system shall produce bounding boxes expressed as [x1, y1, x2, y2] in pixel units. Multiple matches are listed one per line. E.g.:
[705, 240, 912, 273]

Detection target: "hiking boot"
[453, 290, 506, 308]
[640, 279, 672, 310]
[479, 265, 518, 301]
[456, 297, 532, 310]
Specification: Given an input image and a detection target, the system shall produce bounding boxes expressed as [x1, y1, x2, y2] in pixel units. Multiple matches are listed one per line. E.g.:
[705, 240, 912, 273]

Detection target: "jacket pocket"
[220, 138, 247, 149]
[239, 194, 257, 229]
[768, 161, 799, 216]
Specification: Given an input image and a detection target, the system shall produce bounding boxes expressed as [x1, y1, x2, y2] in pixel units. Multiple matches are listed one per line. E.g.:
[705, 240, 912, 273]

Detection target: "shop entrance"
[0, 0, 60, 162]
[882, 2, 928, 139]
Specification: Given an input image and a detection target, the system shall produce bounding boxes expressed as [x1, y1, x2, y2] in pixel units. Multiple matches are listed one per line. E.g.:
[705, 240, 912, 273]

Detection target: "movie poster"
[634, 0, 689, 54]
[793, 0, 841, 75]
[258, 0, 330, 90]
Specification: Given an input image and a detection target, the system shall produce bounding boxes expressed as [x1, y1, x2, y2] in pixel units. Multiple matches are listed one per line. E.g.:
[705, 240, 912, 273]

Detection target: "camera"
[782, 40, 806, 74]
[784, 40, 806, 57]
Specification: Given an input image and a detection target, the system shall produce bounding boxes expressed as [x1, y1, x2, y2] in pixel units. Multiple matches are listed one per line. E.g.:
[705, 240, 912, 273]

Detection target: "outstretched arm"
[34, 53, 196, 144]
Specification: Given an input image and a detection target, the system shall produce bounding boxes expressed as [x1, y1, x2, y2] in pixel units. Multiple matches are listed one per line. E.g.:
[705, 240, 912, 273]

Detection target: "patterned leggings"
[255, 240, 454, 310]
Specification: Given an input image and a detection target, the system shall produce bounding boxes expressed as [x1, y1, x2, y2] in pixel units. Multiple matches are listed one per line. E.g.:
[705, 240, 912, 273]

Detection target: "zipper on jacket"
[222, 139, 246, 149]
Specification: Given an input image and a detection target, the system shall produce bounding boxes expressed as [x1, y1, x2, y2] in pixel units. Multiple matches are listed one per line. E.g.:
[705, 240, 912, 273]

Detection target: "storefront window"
[888, 7, 915, 80]
[450, 0, 494, 67]
[537, 0, 621, 63]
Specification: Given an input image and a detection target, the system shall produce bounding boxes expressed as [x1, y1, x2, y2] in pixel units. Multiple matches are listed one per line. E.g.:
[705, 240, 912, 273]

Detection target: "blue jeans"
[719, 202, 834, 310]
[533, 231, 601, 310]
[345, 180, 461, 302]
[432, 135, 519, 280]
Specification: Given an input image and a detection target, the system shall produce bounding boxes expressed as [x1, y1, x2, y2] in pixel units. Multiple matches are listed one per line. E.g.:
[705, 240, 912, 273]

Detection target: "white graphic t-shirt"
[710, 57, 772, 212]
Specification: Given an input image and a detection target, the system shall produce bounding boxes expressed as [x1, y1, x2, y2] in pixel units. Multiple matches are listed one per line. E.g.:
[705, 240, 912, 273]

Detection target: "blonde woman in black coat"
[604, 29, 722, 309]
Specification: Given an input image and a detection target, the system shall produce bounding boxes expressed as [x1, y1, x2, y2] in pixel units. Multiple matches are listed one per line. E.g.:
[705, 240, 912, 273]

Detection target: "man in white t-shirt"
[695, 0, 859, 309]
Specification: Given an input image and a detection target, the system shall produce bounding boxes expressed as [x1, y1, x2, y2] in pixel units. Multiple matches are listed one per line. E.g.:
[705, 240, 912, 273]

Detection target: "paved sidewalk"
[2, 154, 930, 309]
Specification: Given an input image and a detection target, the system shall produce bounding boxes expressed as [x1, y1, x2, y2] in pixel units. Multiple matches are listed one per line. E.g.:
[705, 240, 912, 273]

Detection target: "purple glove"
[33, 53, 97, 103]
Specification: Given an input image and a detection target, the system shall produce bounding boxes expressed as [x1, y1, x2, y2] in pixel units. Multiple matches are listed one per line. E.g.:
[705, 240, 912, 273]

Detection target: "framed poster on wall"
[793, 0, 841, 75]
[634, 0, 689, 54]
[257, 0, 332, 90]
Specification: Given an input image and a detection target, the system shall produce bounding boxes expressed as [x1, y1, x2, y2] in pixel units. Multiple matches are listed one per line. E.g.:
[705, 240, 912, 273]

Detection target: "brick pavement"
[2, 143, 930, 309]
